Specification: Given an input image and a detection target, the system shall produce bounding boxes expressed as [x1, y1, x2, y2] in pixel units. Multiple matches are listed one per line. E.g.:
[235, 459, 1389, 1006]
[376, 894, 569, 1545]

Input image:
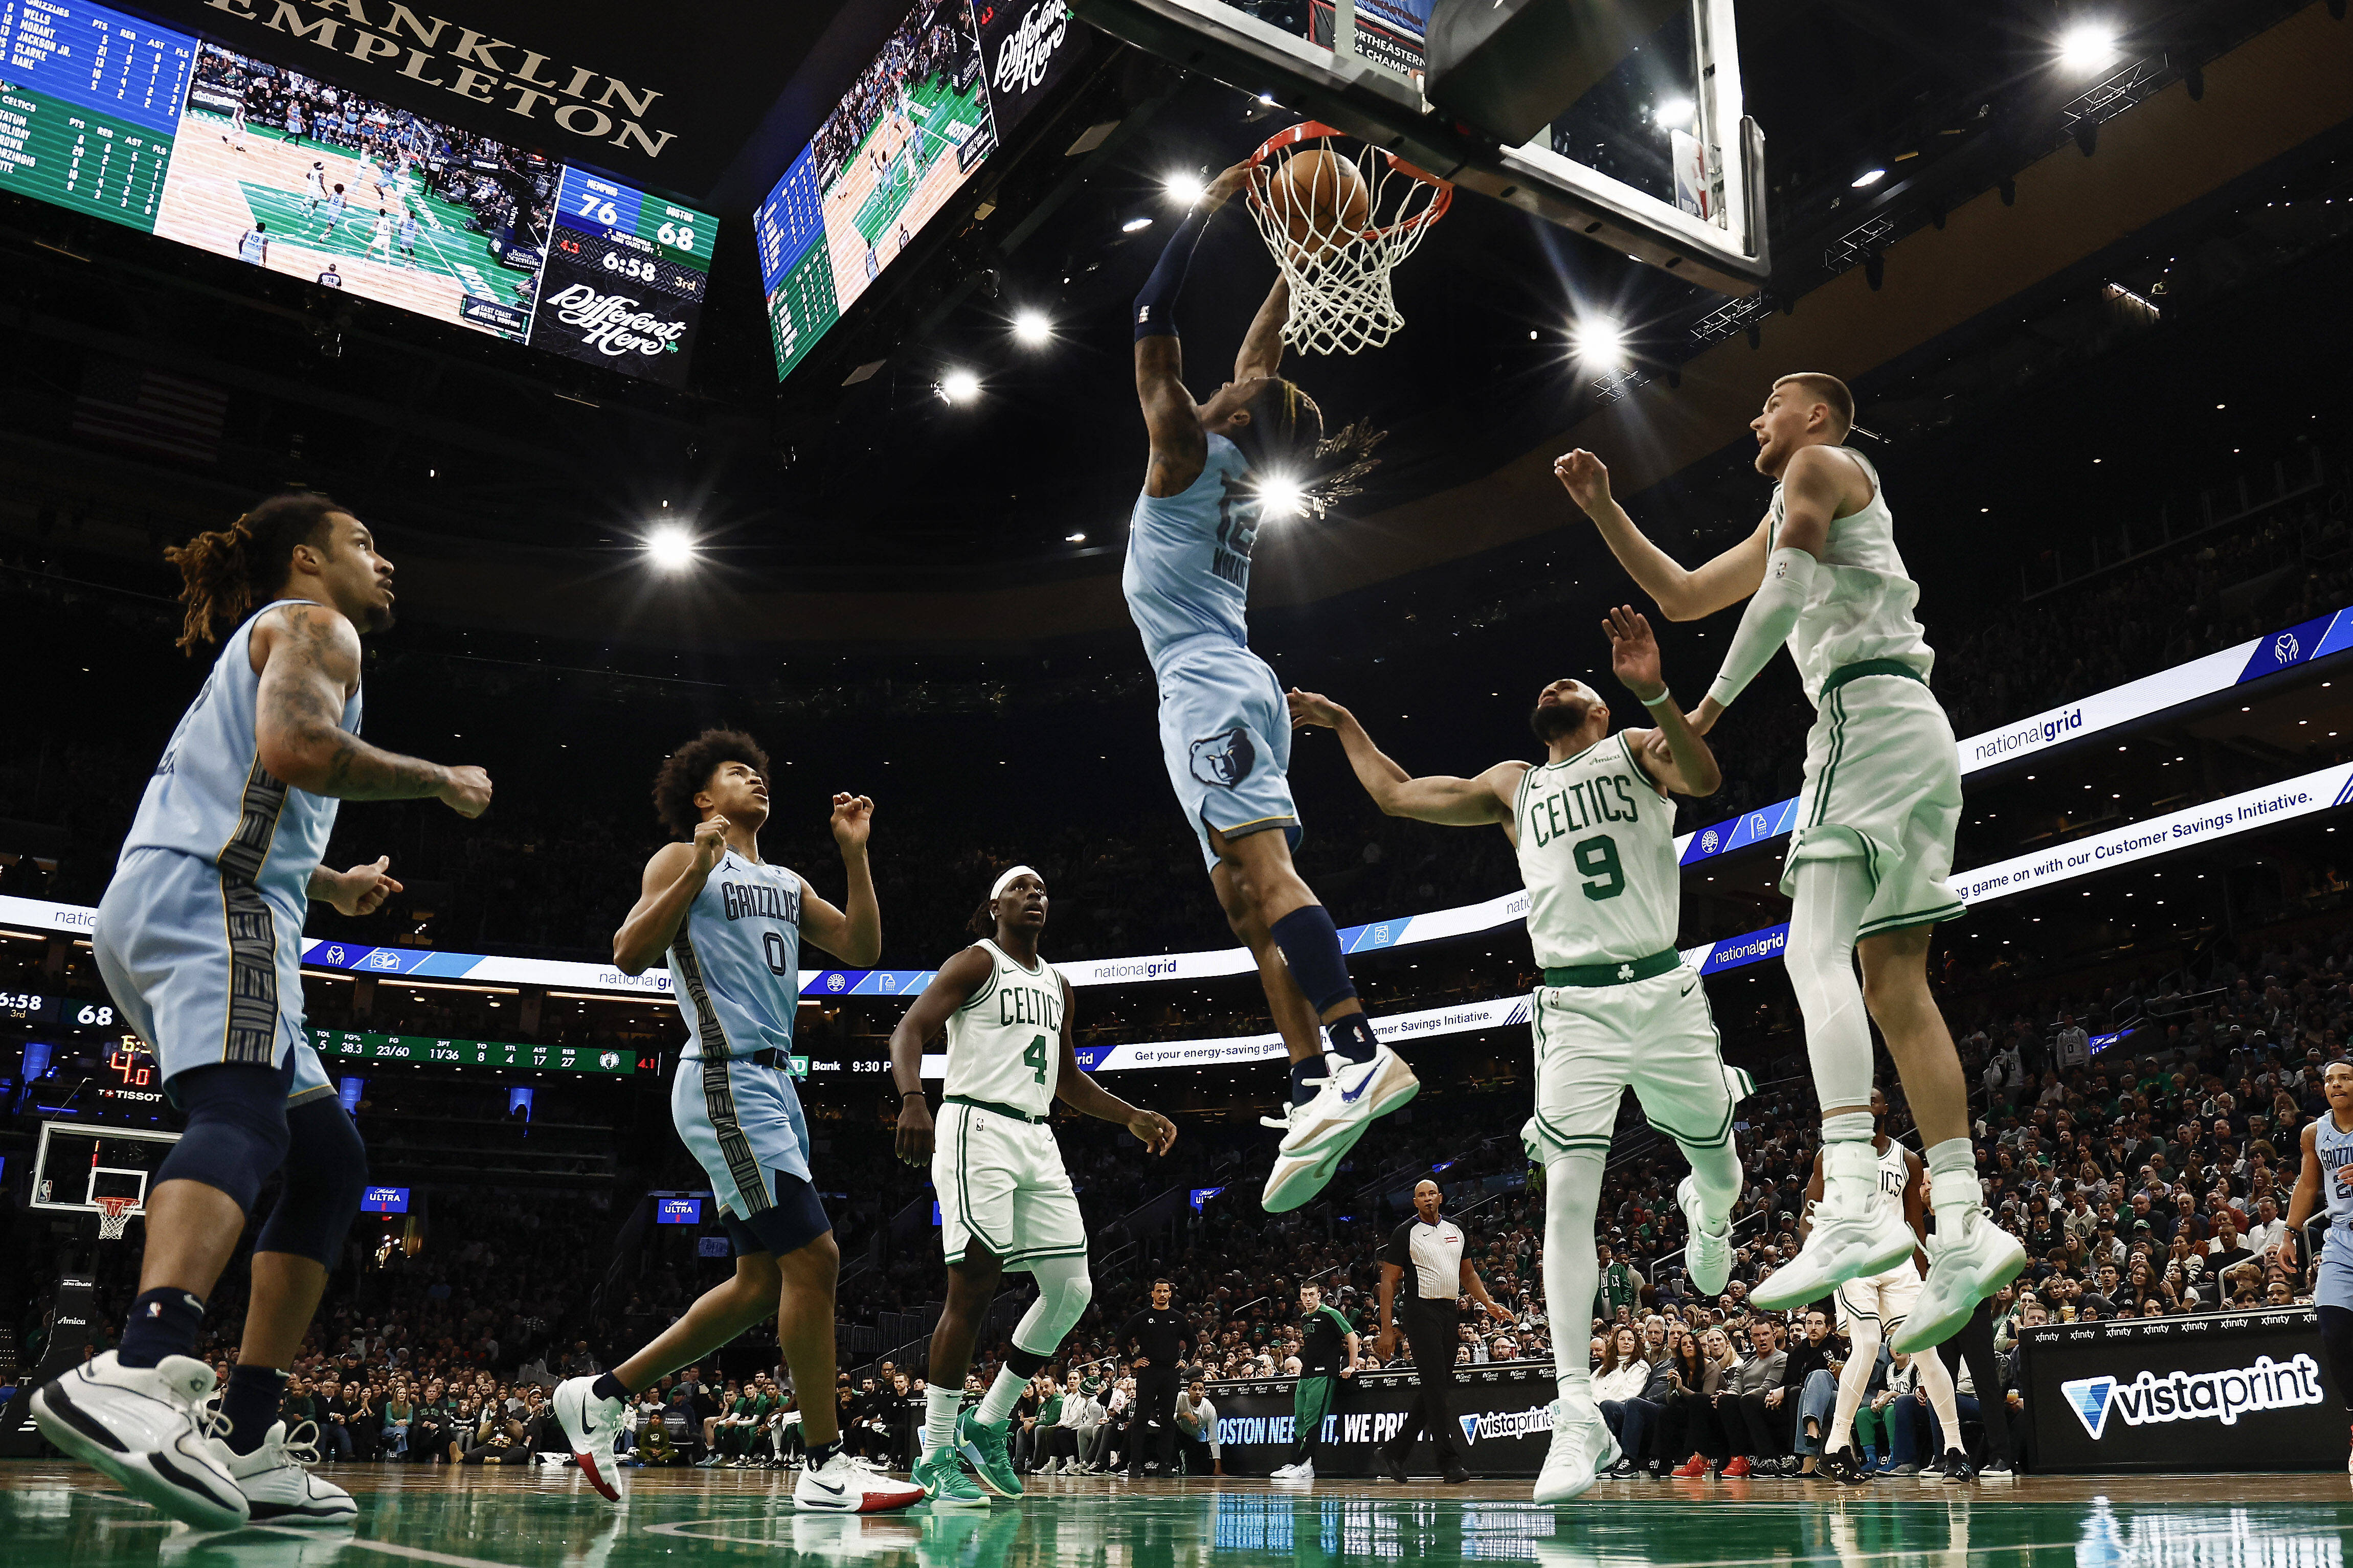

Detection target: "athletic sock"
[1924, 1137, 1980, 1223]
[1268, 904, 1356, 1014]
[923, 1385, 961, 1459]
[591, 1371, 634, 1405]
[807, 1437, 844, 1470]
[1821, 1111, 1875, 1144]
[1325, 1012, 1379, 1066]
[1289, 1056, 1324, 1108]
[978, 1365, 1027, 1427]
[222, 1364, 288, 1455]
[117, 1287, 206, 1370]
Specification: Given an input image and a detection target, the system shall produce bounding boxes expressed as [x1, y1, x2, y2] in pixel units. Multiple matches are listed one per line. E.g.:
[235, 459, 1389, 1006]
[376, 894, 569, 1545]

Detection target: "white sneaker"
[32, 1351, 249, 1530]
[1534, 1402, 1613, 1504]
[1890, 1201, 2028, 1355]
[795, 1447, 925, 1513]
[213, 1421, 356, 1525]
[552, 1376, 625, 1502]
[1262, 1046, 1420, 1213]
[1678, 1177, 1733, 1298]
[1750, 1145, 1916, 1311]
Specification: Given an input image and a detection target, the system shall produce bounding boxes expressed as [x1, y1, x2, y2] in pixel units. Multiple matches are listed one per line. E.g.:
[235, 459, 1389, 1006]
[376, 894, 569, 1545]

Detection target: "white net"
[1244, 124, 1451, 357]
[94, 1196, 139, 1241]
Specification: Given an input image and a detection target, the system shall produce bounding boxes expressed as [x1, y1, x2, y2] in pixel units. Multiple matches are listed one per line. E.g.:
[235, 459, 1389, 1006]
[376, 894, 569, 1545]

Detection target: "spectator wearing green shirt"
[1599, 1244, 1642, 1320]
[1270, 1282, 1358, 1480]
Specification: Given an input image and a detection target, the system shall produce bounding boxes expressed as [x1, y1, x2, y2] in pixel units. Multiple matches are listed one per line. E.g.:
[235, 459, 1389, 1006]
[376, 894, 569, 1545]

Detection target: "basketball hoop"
[93, 1195, 140, 1242]
[1244, 122, 1451, 356]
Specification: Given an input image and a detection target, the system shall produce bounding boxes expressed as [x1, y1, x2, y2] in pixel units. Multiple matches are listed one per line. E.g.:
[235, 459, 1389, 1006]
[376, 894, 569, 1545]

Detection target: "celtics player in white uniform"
[1290, 605, 1749, 1506]
[889, 867, 1177, 1505]
[1557, 372, 2022, 1353]
[553, 729, 920, 1515]
[1800, 1087, 1968, 1484]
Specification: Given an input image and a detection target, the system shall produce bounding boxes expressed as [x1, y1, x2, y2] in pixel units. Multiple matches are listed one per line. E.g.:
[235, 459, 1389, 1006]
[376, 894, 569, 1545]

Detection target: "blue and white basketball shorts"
[1153, 636, 1301, 872]
[94, 846, 333, 1108]
[2320, 1231, 2353, 1314]
[671, 1054, 829, 1252]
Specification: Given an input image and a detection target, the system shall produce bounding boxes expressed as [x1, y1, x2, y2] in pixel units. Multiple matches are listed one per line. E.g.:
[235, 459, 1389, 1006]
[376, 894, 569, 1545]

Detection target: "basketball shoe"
[212, 1421, 357, 1524]
[31, 1351, 248, 1530]
[955, 1409, 1022, 1498]
[1533, 1401, 1616, 1504]
[1751, 1143, 1915, 1311]
[912, 1446, 987, 1507]
[552, 1376, 624, 1502]
[1261, 1045, 1420, 1212]
[1678, 1177, 1733, 1298]
[794, 1446, 925, 1512]
[1890, 1192, 2027, 1355]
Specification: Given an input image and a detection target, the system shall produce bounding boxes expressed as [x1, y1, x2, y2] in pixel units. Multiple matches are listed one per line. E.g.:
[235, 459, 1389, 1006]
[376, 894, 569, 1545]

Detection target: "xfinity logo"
[2060, 1354, 2324, 1440]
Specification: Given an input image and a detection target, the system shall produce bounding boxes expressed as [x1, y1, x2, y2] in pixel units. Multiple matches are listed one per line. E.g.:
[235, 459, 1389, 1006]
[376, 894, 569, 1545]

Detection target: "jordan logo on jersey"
[1190, 726, 1257, 789]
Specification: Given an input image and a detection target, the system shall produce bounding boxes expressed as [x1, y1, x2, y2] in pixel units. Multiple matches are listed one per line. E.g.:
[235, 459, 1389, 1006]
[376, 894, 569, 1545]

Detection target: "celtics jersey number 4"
[944, 939, 1068, 1118]
[1514, 732, 1679, 969]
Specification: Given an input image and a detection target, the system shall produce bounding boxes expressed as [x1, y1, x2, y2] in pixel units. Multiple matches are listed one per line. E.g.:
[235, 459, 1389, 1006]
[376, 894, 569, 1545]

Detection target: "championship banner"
[1676, 601, 2353, 868]
[2019, 1307, 2341, 1473]
[1205, 1361, 1556, 1477]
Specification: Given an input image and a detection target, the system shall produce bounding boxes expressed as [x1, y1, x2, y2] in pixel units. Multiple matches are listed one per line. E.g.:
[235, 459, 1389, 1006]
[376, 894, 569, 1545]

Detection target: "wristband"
[900, 1089, 925, 1101]
[1638, 688, 1673, 709]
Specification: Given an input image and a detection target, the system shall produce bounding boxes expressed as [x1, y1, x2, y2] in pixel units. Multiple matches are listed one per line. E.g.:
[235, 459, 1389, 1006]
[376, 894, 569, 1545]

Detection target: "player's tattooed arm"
[1288, 688, 1519, 829]
[887, 945, 994, 1166]
[1137, 333, 1207, 496]
[1056, 975, 1176, 1155]
[800, 793, 881, 966]
[309, 856, 402, 917]
[254, 605, 491, 814]
[1555, 448, 1771, 622]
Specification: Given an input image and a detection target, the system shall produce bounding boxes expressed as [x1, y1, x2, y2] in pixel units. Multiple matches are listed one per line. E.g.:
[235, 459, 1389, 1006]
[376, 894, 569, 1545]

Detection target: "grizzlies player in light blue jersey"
[554, 729, 921, 1514]
[34, 493, 491, 1530]
[2283, 1058, 2353, 1471]
[1127, 161, 1419, 1214]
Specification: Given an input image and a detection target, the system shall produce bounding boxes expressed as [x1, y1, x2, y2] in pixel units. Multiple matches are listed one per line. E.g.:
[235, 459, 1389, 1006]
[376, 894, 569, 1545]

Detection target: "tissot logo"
[2060, 1354, 2325, 1440]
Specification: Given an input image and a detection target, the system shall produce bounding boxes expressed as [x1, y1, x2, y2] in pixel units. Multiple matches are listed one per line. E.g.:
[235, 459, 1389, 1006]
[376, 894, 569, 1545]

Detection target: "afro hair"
[651, 729, 770, 839]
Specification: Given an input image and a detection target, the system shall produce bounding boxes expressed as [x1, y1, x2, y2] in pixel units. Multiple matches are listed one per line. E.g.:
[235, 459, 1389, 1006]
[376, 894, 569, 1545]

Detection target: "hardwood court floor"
[3, 1460, 2347, 1567]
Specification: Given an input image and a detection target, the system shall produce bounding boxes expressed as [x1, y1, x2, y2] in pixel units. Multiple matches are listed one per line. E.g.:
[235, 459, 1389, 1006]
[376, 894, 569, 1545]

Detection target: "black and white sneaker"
[214, 1421, 357, 1524]
[32, 1351, 249, 1530]
[1941, 1449, 1976, 1484]
[1823, 1446, 1871, 1487]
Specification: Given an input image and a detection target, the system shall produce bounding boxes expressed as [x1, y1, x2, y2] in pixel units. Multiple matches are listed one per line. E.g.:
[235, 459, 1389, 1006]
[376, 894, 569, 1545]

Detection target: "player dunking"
[552, 731, 919, 1513]
[1127, 161, 1416, 1213]
[1290, 606, 1747, 1503]
[1807, 1087, 1969, 1484]
[31, 493, 491, 1528]
[1557, 373, 2023, 1350]
[2281, 1059, 2353, 1473]
[888, 867, 1178, 1506]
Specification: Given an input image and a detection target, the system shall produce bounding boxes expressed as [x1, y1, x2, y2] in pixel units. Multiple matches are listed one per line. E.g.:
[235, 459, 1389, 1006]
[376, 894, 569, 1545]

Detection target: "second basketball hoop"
[1244, 121, 1450, 356]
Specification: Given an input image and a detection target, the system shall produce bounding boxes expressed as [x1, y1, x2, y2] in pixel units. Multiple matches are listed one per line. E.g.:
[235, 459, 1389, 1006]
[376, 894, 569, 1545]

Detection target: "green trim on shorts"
[1820, 658, 1929, 698]
[949, 1105, 1016, 1258]
[1810, 687, 1852, 830]
[1004, 1243, 1090, 1265]
[1639, 994, 1744, 1152]
[1857, 901, 1968, 939]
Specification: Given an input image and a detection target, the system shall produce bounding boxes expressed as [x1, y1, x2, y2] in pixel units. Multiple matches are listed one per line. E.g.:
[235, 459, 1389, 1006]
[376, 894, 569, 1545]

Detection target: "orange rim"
[1246, 121, 1452, 242]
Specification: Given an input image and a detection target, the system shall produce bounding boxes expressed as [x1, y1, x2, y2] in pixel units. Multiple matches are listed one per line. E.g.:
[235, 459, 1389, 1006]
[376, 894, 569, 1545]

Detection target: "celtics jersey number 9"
[944, 939, 1068, 1119]
[1514, 732, 1679, 969]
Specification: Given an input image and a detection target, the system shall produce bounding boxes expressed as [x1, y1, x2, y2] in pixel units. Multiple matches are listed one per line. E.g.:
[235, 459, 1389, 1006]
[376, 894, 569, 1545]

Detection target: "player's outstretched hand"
[1604, 605, 1665, 701]
[1554, 449, 1611, 513]
[1204, 160, 1252, 212]
[1286, 688, 1347, 731]
[1129, 1110, 1178, 1156]
[438, 765, 492, 818]
[830, 792, 875, 849]
[691, 816, 730, 875]
[895, 1095, 935, 1167]
[325, 856, 402, 917]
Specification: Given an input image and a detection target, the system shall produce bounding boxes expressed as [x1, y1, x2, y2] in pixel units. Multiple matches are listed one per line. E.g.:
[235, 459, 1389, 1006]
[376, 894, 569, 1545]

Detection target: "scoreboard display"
[0, 0, 715, 385]
[312, 1030, 642, 1075]
[0, 991, 120, 1028]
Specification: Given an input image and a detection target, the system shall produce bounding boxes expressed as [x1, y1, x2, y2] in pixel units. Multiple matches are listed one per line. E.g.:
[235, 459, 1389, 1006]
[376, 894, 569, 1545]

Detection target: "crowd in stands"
[811, 3, 976, 193]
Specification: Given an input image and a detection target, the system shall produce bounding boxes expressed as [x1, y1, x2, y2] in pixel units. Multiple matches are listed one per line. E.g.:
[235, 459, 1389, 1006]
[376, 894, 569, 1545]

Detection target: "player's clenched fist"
[691, 815, 730, 874]
[1554, 449, 1611, 513]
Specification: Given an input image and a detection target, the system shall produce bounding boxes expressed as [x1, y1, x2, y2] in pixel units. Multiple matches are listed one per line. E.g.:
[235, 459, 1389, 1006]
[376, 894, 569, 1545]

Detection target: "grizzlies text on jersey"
[668, 849, 804, 1062]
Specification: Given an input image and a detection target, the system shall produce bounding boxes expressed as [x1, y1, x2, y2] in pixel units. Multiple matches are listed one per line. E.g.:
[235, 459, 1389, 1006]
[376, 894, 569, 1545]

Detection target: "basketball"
[1271, 147, 1372, 261]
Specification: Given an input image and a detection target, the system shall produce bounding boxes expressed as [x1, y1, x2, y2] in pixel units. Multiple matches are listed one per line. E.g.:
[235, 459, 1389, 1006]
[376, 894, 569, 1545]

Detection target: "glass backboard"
[30, 1121, 182, 1215]
[1067, 0, 1766, 294]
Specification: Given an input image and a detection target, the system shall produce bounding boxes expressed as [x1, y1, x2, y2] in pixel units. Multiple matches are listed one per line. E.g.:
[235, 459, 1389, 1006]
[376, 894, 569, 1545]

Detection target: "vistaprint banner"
[2022, 1308, 2342, 1473]
[1204, 1361, 1558, 1477]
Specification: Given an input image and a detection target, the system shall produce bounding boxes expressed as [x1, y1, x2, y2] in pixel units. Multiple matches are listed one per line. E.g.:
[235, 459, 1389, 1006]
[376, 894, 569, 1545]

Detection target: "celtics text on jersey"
[1513, 732, 1680, 970]
[944, 939, 1069, 1119]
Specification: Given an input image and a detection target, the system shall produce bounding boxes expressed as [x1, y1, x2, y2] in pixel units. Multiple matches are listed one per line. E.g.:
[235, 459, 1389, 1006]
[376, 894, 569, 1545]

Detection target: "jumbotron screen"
[0, 0, 715, 385]
[755, 0, 1006, 380]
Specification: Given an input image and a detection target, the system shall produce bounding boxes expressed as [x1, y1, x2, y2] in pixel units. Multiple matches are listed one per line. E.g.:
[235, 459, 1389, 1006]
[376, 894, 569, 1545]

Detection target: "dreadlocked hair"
[1228, 378, 1324, 475]
[968, 899, 998, 937]
[163, 492, 345, 655]
[651, 729, 770, 839]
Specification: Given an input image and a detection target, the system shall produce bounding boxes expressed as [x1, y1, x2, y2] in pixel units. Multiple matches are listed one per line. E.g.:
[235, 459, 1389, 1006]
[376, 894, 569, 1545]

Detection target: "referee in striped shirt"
[1376, 1179, 1512, 1482]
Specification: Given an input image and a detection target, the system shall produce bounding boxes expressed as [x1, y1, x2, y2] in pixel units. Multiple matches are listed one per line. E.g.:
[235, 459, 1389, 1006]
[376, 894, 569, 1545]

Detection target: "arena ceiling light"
[2057, 20, 2119, 73]
[1122, 215, 1154, 233]
[1652, 97, 1694, 129]
[938, 369, 982, 404]
[1258, 475, 1307, 519]
[644, 524, 697, 572]
[1850, 167, 1886, 188]
[1165, 170, 1208, 206]
[1013, 309, 1054, 346]
[1572, 315, 1626, 370]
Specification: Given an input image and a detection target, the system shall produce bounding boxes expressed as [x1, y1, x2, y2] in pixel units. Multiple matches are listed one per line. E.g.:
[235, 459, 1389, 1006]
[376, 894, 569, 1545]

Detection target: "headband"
[990, 865, 1043, 901]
